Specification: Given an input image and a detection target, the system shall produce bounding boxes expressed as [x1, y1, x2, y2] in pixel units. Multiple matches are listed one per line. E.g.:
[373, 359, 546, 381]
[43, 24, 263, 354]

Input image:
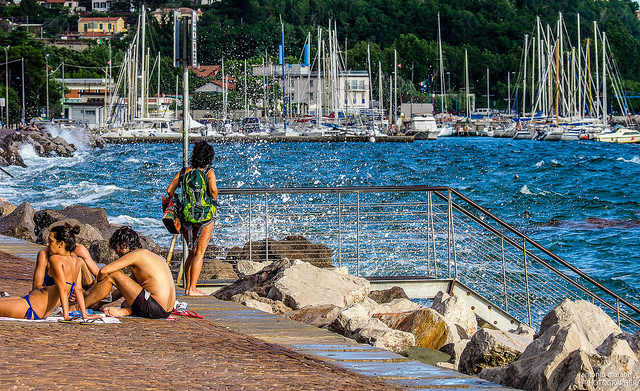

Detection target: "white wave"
[617, 156, 640, 164]
[125, 158, 140, 163]
[535, 160, 544, 167]
[520, 185, 533, 195]
[44, 124, 93, 150]
[109, 215, 162, 227]
[29, 182, 125, 208]
[18, 144, 39, 159]
[236, 181, 245, 187]
[550, 159, 560, 165]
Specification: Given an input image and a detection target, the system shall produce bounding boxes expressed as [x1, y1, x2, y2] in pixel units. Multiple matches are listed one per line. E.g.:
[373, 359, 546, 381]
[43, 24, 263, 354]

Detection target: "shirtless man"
[82, 226, 176, 319]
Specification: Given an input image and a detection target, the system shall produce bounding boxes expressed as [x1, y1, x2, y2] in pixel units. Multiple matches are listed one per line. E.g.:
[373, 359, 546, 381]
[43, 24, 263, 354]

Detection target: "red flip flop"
[171, 309, 204, 319]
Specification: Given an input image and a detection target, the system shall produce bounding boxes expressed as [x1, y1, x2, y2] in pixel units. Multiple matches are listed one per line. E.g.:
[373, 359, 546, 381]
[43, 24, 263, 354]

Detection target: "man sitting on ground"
[82, 226, 176, 318]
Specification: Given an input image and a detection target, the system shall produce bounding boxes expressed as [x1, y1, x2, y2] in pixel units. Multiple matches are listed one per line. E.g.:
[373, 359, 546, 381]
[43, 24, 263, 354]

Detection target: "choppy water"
[1, 128, 639, 310]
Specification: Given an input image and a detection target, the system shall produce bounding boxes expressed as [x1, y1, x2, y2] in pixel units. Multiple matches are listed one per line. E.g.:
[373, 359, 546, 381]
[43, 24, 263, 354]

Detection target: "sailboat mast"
[465, 49, 469, 118]
[438, 12, 445, 114]
[602, 32, 607, 127]
[378, 61, 383, 131]
[140, 4, 146, 118]
[280, 18, 287, 130]
[522, 35, 528, 116]
[393, 49, 397, 130]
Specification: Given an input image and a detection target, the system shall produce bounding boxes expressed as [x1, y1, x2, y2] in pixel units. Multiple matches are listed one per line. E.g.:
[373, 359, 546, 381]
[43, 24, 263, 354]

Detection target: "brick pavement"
[0, 250, 401, 390]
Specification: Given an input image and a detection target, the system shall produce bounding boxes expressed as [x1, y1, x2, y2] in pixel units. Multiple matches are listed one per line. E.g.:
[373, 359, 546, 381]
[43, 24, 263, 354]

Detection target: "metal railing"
[208, 185, 640, 331]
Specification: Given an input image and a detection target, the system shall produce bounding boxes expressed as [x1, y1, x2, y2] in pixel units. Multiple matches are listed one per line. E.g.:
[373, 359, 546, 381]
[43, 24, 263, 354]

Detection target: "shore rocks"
[375, 308, 460, 350]
[432, 291, 478, 339]
[200, 259, 238, 280]
[0, 198, 16, 217]
[328, 303, 416, 354]
[286, 305, 342, 327]
[0, 130, 105, 168]
[266, 260, 369, 309]
[458, 328, 531, 375]
[369, 286, 410, 304]
[479, 299, 637, 391]
[0, 202, 36, 242]
[227, 236, 332, 268]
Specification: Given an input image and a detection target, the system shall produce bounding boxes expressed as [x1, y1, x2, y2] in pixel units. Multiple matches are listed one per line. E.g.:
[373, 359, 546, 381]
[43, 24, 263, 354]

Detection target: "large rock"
[0, 201, 36, 242]
[280, 235, 332, 268]
[231, 291, 291, 315]
[328, 303, 415, 354]
[267, 260, 370, 309]
[88, 240, 118, 264]
[458, 328, 531, 375]
[232, 236, 333, 268]
[431, 291, 478, 339]
[375, 308, 461, 350]
[200, 259, 238, 280]
[360, 297, 422, 316]
[369, 286, 410, 304]
[479, 299, 630, 391]
[287, 304, 342, 328]
[38, 219, 104, 248]
[214, 258, 294, 300]
[439, 339, 470, 370]
[34, 205, 111, 239]
[236, 259, 270, 276]
[0, 197, 16, 217]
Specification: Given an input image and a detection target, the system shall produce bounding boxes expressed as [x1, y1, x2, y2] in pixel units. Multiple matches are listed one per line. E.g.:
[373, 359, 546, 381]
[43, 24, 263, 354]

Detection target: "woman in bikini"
[33, 237, 100, 291]
[166, 140, 218, 296]
[0, 223, 94, 320]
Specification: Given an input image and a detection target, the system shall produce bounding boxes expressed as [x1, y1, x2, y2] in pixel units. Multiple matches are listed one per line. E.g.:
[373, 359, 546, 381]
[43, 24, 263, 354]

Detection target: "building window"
[108, 24, 111, 30]
[309, 92, 314, 101]
[309, 80, 313, 87]
[359, 80, 365, 89]
[99, 24, 103, 30]
[84, 24, 88, 30]
[351, 80, 357, 89]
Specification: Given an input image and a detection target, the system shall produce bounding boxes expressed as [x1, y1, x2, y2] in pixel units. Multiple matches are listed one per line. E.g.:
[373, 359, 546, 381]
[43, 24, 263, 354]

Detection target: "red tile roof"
[189, 65, 221, 79]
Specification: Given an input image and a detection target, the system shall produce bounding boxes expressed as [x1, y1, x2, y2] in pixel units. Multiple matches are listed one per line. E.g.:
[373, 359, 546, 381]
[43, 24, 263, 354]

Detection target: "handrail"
[432, 190, 640, 328]
[446, 188, 640, 318]
[218, 185, 450, 195]
[213, 184, 639, 329]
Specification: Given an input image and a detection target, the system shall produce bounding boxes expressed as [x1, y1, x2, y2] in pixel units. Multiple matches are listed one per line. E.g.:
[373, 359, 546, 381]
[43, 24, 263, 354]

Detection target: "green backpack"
[181, 167, 217, 224]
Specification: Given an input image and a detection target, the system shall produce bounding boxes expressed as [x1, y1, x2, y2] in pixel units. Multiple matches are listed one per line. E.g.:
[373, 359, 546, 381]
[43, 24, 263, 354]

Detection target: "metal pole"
[523, 239, 532, 326]
[447, 189, 452, 277]
[616, 298, 620, 327]
[338, 193, 342, 268]
[427, 192, 432, 277]
[20, 58, 24, 124]
[5, 46, 9, 127]
[181, 16, 190, 276]
[265, 193, 269, 263]
[501, 236, 508, 311]
[45, 54, 49, 120]
[61, 62, 65, 119]
[249, 194, 253, 262]
[356, 192, 360, 277]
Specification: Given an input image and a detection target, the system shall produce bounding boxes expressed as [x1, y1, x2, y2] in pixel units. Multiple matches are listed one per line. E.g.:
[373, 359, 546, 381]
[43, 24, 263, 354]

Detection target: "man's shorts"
[131, 289, 171, 319]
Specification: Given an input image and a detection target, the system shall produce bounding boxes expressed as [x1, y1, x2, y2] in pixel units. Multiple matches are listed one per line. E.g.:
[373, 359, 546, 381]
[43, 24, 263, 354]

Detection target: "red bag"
[162, 196, 181, 234]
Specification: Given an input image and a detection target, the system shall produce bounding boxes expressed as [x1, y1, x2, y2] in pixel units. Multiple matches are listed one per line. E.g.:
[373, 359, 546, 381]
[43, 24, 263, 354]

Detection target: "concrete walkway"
[182, 296, 514, 390]
[0, 234, 514, 390]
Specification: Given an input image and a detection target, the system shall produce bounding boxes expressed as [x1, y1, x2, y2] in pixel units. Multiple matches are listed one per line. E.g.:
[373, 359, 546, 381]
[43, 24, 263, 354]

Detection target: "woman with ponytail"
[0, 223, 95, 320]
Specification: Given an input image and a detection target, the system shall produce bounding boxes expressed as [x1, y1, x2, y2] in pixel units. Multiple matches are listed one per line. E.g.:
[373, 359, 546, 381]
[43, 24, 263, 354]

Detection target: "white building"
[252, 63, 371, 117]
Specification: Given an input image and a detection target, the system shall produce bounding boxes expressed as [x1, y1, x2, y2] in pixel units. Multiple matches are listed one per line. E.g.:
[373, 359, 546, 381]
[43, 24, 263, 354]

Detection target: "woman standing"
[167, 140, 218, 296]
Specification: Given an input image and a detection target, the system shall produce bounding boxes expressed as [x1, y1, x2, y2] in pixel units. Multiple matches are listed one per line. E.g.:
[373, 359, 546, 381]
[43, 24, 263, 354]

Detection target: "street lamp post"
[4, 46, 8, 128]
[45, 54, 49, 120]
[21, 57, 24, 125]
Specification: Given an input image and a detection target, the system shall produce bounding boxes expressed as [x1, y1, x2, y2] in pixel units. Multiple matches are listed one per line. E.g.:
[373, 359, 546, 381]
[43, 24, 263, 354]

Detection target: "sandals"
[171, 309, 204, 319]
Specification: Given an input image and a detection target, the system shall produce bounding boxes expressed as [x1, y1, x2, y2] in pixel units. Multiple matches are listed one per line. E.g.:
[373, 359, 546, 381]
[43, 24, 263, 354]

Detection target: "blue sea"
[1, 128, 639, 312]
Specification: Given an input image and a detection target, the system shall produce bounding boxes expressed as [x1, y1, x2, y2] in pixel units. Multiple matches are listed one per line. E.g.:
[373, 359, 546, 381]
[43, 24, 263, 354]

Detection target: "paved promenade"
[0, 235, 512, 390]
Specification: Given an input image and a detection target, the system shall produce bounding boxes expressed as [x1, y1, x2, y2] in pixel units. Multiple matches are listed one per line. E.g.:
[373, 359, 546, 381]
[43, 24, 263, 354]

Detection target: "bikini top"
[44, 273, 76, 299]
